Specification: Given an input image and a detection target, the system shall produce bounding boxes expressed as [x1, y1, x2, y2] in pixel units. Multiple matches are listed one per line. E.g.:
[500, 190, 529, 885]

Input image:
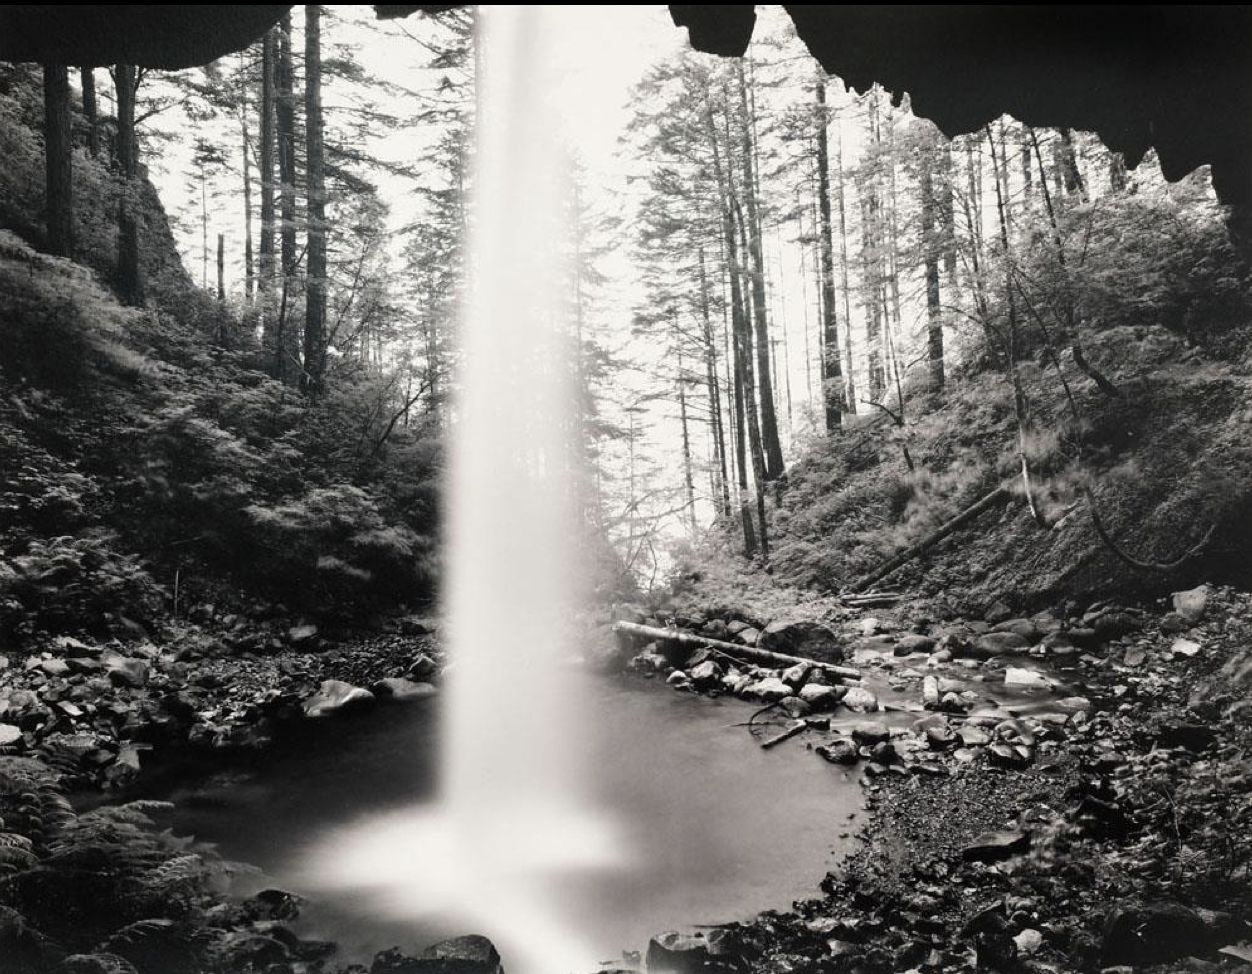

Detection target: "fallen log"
[612, 621, 860, 681]
[848, 483, 1012, 593]
[760, 720, 807, 750]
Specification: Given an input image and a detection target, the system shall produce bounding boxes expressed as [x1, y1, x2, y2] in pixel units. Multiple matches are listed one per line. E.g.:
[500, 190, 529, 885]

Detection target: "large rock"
[841, 686, 879, 713]
[646, 930, 735, 974]
[743, 677, 792, 703]
[372, 678, 437, 702]
[1101, 901, 1222, 967]
[816, 738, 859, 765]
[895, 634, 935, 655]
[101, 652, 149, 688]
[0, 724, 21, 746]
[991, 618, 1040, 641]
[421, 935, 504, 974]
[973, 632, 1029, 657]
[851, 721, 891, 745]
[688, 660, 723, 690]
[303, 680, 375, 718]
[798, 684, 840, 710]
[963, 829, 1030, 862]
[758, 619, 844, 661]
[1171, 585, 1209, 622]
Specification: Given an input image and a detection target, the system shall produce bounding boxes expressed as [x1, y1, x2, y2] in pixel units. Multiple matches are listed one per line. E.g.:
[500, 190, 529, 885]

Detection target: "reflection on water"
[160, 680, 862, 967]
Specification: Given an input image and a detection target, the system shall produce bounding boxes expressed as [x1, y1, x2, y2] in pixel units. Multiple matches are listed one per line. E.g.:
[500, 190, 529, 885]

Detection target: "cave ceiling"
[0, 4, 1247, 216]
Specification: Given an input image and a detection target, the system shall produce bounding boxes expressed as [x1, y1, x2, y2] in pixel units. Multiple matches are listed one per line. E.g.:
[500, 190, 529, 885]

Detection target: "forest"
[1, 6, 1251, 974]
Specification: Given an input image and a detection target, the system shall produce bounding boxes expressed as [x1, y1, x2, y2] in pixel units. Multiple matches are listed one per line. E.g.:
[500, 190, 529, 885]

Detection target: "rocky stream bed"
[1, 585, 1251, 974]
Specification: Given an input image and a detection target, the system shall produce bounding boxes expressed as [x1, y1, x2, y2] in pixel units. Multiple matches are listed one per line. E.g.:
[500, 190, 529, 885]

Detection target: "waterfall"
[304, 8, 619, 973]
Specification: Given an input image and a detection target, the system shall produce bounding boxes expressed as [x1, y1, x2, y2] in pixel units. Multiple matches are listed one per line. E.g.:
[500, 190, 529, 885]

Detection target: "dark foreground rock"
[373, 935, 506, 974]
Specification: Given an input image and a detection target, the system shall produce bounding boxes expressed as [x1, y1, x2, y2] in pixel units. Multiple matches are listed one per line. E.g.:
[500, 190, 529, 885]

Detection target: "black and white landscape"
[0, 6, 1250, 974]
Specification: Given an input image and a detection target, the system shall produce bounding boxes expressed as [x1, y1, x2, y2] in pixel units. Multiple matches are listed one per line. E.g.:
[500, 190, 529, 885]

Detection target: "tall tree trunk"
[114, 64, 143, 305]
[814, 69, 843, 432]
[833, 121, 857, 413]
[42, 64, 73, 258]
[259, 28, 277, 370]
[216, 232, 225, 303]
[677, 345, 696, 535]
[700, 246, 732, 520]
[79, 66, 98, 158]
[734, 66, 784, 482]
[987, 124, 1046, 527]
[238, 52, 254, 303]
[706, 95, 757, 558]
[1057, 128, 1087, 200]
[919, 134, 945, 390]
[302, 4, 326, 395]
[276, 14, 297, 383]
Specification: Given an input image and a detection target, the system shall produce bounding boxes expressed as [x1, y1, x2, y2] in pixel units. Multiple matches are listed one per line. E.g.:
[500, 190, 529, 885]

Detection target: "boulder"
[1171, 585, 1209, 623]
[420, 934, 505, 974]
[779, 695, 811, 718]
[1101, 902, 1221, 967]
[303, 680, 375, 718]
[665, 670, 691, 689]
[992, 618, 1040, 641]
[841, 686, 879, 713]
[1170, 637, 1202, 659]
[288, 623, 320, 646]
[406, 653, 439, 681]
[744, 677, 792, 703]
[735, 627, 762, 647]
[646, 930, 735, 974]
[984, 601, 1014, 624]
[974, 632, 1030, 657]
[1004, 667, 1052, 688]
[816, 738, 859, 765]
[101, 652, 149, 688]
[760, 619, 844, 660]
[895, 634, 935, 655]
[688, 660, 723, 690]
[798, 684, 840, 710]
[629, 650, 668, 674]
[963, 829, 1031, 862]
[372, 678, 437, 702]
[780, 662, 811, 688]
[851, 721, 891, 745]
[0, 724, 21, 746]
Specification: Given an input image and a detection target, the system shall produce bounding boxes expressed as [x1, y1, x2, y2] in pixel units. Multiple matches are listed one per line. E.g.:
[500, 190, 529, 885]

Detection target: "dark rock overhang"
[1, 4, 1247, 215]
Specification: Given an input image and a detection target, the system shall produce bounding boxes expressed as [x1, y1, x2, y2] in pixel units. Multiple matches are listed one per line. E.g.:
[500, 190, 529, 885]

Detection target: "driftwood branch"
[1084, 487, 1215, 572]
[760, 720, 807, 750]
[613, 621, 860, 681]
[849, 484, 1012, 593]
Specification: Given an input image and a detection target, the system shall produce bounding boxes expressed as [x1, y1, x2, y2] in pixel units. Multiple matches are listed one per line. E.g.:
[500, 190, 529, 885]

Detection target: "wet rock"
[288, 623, 320, 646]
[816, 738, 860, 765]
[1160, 611, 1190, 633]
[688, 660, 723, 690]
[851, 721, 891, 745]
[1102, 902, 1219, 967]
[101, 652, 149, 688]
[407, 653, 439, 681]
[975, 632, 1029, 656]
[923, 721, 957, 751]
[744, 677, 792, 703]
[842, 686, 879, 713]
[896, 634, 935, 655]
[869, 740, 901, 765]
[963, 830, 1030, 862]
[1172, 585, 1209, 623]
[985, 601, 1014, 624]
[779, 695, 811, 718]
[372, 678, 437, 702]
[992, 618, 1040, 641]
[666, 670, 691, 689]
[303, 679, 375, 718]
[1004, 667, 1051, 688]
[780, 662, 811, 687]
[760, 619, 843, 661]
[420, 934, 505, 974]
[1171, 637, 1202, 659]
[798, 684, 840, 710]
[0, 724, 21, 746]
[646, 930, 734, 974]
